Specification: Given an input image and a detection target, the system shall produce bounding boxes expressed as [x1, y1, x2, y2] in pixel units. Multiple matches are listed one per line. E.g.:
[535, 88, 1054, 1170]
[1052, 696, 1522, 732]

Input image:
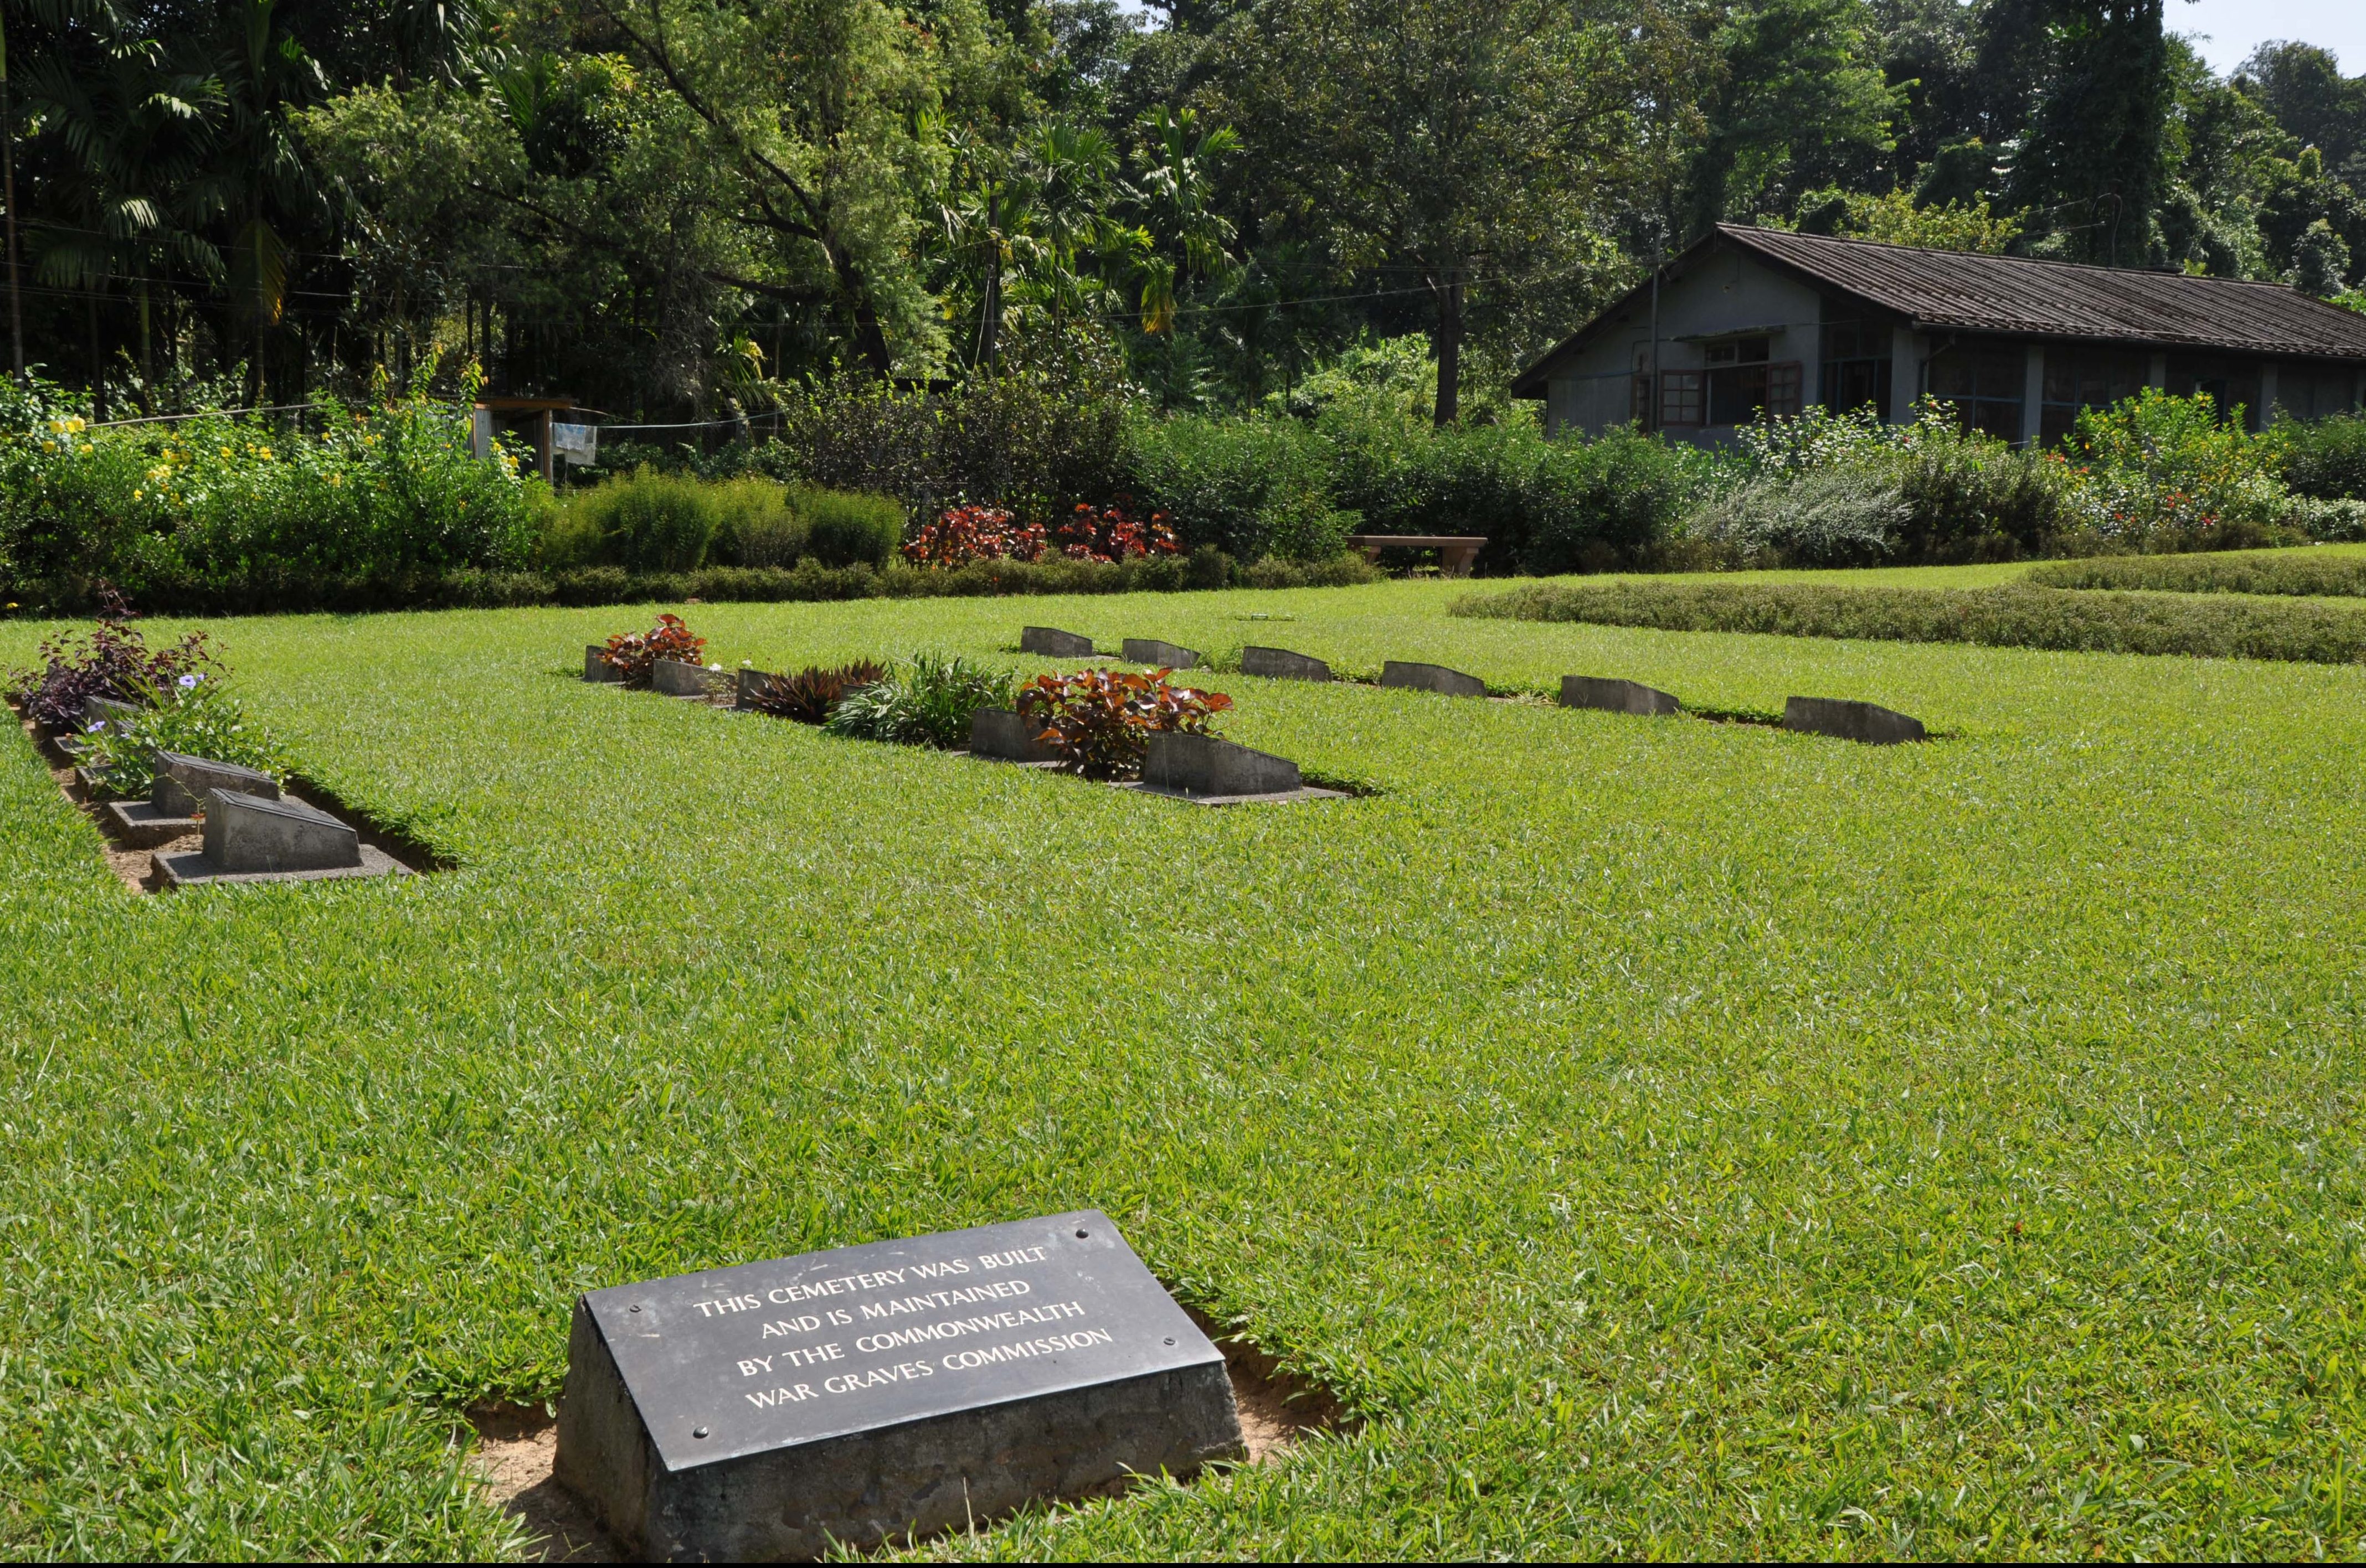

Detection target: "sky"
[2170, 0, 2363, 75]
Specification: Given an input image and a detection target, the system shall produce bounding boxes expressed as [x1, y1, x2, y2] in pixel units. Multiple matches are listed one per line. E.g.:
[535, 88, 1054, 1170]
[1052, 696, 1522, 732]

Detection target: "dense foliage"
[822, 653, 1012, 747]
[743, 661, 889, 724]
[595, 613, 707, 687]
[5, 588, 217, 729]
[77, 677, 289, 801]
[1014, 666, 1232, 778]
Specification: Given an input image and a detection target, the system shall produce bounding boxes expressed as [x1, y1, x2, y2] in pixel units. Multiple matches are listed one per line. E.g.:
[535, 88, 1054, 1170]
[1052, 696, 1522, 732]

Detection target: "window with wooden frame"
[1660, 372, 1704, 426]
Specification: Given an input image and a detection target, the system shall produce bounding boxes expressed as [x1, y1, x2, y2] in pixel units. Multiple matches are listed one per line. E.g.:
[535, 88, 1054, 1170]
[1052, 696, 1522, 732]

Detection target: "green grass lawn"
[6, 577, 2366, 1559]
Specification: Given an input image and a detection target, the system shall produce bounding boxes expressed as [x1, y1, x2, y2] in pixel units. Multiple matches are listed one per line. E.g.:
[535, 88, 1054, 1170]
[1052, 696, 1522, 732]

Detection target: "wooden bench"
[1346, 534, 1488, 577]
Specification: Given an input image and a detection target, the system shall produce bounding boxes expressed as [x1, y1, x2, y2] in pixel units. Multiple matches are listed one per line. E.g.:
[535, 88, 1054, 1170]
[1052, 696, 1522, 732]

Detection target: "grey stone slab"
[1783, 695, 1927, 745]
[735, 667, 780, 709]
[106, 798, 199, 849]
[201, 788, 361, 874]
[553, 1210, 1241, 1561]
[969, 707, 1063, 764]
[651, 658, 722, 698]
[1381, 661, 1487, 698]
[156, 843, 404, 888]
[1142, 731, 1300, 798]
[1119, 781, 1347, 808]
[1239, 645, 1331, 682]
[1120, 638, 1201, 670]
[153, 751, 279, 817]
[83, 694, 141, 725]
[585, 645, 623, 683]
[1560, 675, 1681, 717]
[1020, 626, 1097, 658]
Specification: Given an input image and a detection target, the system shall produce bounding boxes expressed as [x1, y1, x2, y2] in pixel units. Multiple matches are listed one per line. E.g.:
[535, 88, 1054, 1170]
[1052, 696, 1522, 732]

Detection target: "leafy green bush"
[822, 653, 1012, 748]
[1455, 578, 2366, 663]
[0, 371, 541, 604]
[795, 485, 903, 570]
[708, 479, 807, 567]
[549, 467, 721, 572]
[2026, 550, 2366, 595]
[1128, 414, 1354, 561]
[78, 676, 289, 800]
[2288, 496, 2366, 540]
[1683, 468, 1913, 567]
[2278, 412, 2366, 501]
[1528, 427, 1716, 572]
[2059, 390, 2292, 548]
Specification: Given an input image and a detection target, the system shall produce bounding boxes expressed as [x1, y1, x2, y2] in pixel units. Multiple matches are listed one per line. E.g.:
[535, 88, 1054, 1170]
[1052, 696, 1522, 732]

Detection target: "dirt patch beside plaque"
[467, 1322, 1348, 1561]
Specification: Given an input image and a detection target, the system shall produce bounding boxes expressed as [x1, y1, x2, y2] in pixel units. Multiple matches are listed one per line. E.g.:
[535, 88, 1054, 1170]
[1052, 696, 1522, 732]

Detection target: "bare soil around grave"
[470, 1320, 1350, 1562]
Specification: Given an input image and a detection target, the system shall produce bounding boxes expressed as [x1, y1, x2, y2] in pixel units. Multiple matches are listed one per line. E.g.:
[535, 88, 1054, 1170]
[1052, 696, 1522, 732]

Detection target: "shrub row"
[16, 546, 1380, 618]
[1453, 579, 2366, 664]
[2026, 550, 2366, 597]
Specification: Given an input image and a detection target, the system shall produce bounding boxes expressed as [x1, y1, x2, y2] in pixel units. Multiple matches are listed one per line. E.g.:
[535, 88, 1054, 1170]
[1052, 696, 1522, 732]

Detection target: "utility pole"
[1, 12, 23, 384]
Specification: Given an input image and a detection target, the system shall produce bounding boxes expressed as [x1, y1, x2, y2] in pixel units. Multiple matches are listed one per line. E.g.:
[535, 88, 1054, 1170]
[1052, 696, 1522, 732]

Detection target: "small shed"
[472, 395, 575, 482]
[1513, 225, 2366, 446]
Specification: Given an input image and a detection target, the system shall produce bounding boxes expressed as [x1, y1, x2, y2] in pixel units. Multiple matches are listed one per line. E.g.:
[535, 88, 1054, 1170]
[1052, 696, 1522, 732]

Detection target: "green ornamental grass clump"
[821, 651, 1012, 747]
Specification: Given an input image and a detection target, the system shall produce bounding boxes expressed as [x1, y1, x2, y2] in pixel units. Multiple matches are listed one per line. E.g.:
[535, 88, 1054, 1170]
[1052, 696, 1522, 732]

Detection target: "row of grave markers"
[1022, 626, 1931, 745]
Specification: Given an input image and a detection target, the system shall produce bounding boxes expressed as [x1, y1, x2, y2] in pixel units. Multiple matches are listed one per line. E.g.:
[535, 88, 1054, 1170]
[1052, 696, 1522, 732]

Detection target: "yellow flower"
[328, 472, 341, 486]
[133, 488, 143, 501]
[42, 439, 56, 452]
[220, 445, 233, 458]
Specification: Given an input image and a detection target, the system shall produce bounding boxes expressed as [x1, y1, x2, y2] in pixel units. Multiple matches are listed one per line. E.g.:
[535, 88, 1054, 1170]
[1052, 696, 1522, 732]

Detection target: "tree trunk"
[978, 189, 1000, 371]
[137, 271, 155, 415]
[1432, 270, 1463, 427]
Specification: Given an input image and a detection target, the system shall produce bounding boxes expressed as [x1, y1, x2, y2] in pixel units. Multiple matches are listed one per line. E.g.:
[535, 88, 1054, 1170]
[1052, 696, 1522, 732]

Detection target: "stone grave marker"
[969, 708, 1062, 765]
[1120, 638, 1201, 670]
[156, 788, 404, 887]
[1239, 646, 1331, 682]
[585, 646, 622, 683]
[735, 667, 780, 709]
[1021, 626, 1097, 658]
[151, 751, 279, 817]
[1560, 676, 1680, 717]
[651, 658, 721, 698]
[553, 1210, 1241, 1561]
[1380, 661, 1486, 698]
[83, 694, 142, 725]
[1783, 695, 1926, 745]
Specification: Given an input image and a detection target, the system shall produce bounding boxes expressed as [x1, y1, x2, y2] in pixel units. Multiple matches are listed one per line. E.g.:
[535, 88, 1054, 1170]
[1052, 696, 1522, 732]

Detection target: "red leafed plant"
[902, 503, 1050, 568]
[1053, 498, 1179, 563]
[599, 613, 705, 687]
[745, 660, 887, 724]
[1015, 667, 1232, 780]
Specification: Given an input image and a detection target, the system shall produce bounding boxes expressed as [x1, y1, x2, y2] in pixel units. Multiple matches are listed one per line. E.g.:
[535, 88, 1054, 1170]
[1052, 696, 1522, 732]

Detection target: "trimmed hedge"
[2027, 551, 2366, 597]
[1453, 579, 2366, 663]
[8, 548, 1380, 619]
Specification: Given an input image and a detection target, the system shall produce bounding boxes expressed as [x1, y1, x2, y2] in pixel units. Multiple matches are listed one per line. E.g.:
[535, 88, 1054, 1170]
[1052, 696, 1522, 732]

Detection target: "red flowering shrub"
[1015, 667, 1232, 780]
[598, 612, 705, 687]
[902, 503, 1050, 568]
[1053, 499, 1179, 563]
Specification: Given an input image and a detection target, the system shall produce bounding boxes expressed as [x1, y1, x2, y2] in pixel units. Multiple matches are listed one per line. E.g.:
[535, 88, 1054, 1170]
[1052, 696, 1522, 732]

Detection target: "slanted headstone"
[1021, 626, 1097, 658]
[585, 646, 623, 683]
[1560, 676, 1680, 717]
[1783, 695, 1926, 745]
[1120, 638, 1201, 670]
[553, 1210, 1241, 1561]
[1381, 661, 1486, 698]
[1142, 731, 1300, 798]
[84, 694, 141, 725]
[1239, 646, 1331, 682]
[736, 667, 779, 709]
[152, 751, 279, 817]
[200, 789, 362, 873]
[969, 708, 1062, 764]
[651, 658, 721, 698]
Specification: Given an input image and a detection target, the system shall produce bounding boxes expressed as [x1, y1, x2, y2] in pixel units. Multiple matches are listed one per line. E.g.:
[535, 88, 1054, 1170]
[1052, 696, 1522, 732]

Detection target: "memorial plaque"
[153, 751, 280, 817]
[735, 667, 779, 709]
[651, 658, 721, 698]
[555, 1211, 1241, 1561]
[1141, 732, 1299, 798]
[1783, 695, 1926, 745]
[1020, 626, 1097, 658]
[200, 789, 362, 873]
[585, 645, 623, 683]
[84, 693, 142, 725]
[1120, 637, 1201, 670]
[1380, 661, 1486, 698]
[1560, 675, 1680, 717]
[969, 707, 1062, 764]
[1239, 645, 1331, 682]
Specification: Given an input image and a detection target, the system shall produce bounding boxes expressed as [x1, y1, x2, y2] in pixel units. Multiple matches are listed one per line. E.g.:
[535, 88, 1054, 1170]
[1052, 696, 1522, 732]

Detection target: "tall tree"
[1683, 0, 1900, 234]
[2009, 0, 2169, 266]
[1211, 0, 1641, 425]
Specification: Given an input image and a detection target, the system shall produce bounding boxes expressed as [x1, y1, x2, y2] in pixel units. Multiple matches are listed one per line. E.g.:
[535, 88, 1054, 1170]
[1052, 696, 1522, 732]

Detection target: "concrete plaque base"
[1783, 695, 1927, 744]
[1239, 646, 1331, 682]
[651, 658, 723, 698]
[106, 798, 200, 849]
[1560, 676, 1680, 716]
[157, 843, 405, 888]
[1381, 661, 1486, 698]
[1021, 626, 1097, 658]
[554, 1211, 1241, 1561]
[969, 708, 1063, 764]
[1120, 638, 1201, 670]
[585, 645, 623, 683]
